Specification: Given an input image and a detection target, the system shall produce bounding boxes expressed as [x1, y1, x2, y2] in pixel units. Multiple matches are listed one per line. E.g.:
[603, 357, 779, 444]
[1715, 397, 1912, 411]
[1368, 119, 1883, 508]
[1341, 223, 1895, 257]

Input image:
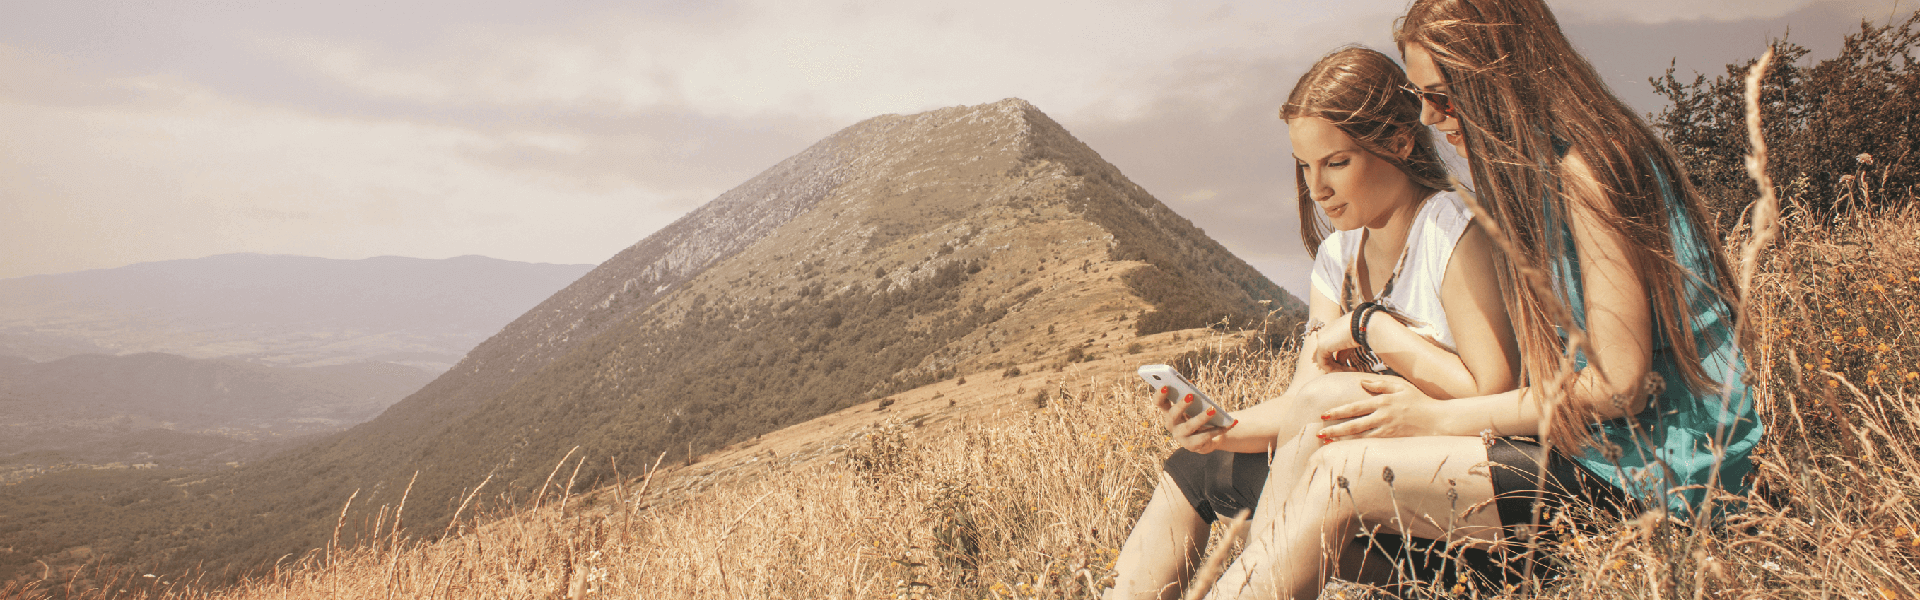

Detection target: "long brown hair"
[1396, 0, 1742, 446]
[1281, 45, 1452, 257]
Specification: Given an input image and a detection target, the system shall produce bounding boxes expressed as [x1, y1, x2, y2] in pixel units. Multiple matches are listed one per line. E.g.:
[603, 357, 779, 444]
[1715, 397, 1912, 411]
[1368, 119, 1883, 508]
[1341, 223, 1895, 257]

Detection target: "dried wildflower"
[1857, 152, 1875, 165]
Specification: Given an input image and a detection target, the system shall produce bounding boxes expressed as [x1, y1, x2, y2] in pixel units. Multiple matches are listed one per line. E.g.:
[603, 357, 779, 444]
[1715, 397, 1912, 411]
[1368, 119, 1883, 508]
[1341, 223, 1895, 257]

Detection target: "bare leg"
[1109, 471, 1212, 600]
[1111, 373, 1402, 599]
[1210, 436, 1507, 600]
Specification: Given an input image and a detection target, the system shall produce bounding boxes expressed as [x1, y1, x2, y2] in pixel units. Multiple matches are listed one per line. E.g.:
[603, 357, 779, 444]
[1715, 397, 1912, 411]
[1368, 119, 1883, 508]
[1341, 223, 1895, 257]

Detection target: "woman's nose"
[1419, 102, 1446, 126]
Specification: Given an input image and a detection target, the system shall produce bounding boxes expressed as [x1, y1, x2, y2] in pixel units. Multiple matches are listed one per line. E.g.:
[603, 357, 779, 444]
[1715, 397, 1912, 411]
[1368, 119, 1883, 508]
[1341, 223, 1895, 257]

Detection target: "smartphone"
[1136, 364, 1233, 428]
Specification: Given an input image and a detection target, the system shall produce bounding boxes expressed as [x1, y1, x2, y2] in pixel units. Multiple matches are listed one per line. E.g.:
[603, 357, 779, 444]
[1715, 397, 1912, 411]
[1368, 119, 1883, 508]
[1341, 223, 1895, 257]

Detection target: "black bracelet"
[1350, 301, 1377, 352]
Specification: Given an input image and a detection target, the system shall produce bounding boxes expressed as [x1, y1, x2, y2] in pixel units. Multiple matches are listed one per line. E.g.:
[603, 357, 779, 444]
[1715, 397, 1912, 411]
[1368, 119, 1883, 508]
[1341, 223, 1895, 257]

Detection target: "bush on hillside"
[1652, 10, 1920, 232]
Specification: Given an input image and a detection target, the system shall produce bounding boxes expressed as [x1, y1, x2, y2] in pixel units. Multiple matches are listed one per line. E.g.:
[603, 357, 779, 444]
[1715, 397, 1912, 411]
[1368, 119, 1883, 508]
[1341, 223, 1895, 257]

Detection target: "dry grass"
[15, 211, 1916, 599]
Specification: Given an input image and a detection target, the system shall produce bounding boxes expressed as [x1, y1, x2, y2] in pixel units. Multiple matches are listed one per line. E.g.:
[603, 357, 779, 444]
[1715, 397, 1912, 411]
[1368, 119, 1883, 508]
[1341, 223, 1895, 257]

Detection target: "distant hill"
[0, 98, 1302, 584]
[0, 254, 596, 371]
[0, 353, 437, 474]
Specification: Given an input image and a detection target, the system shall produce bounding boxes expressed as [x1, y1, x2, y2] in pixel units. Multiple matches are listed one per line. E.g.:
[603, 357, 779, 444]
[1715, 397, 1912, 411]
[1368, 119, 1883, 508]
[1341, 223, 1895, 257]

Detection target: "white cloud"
[261, 0, 1413, 124]
[0, 48, 692, 278]
[1555, 0, 1885, 23]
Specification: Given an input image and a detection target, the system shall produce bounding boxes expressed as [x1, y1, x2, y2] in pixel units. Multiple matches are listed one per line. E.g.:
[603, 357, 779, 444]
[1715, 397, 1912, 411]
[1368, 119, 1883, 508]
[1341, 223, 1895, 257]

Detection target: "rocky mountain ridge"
[0, 98, 1301, 586]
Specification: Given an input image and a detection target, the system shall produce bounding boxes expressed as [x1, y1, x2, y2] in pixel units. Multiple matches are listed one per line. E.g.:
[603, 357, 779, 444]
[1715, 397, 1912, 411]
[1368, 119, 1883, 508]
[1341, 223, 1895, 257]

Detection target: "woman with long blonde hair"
[1205, 0, 1763, 597]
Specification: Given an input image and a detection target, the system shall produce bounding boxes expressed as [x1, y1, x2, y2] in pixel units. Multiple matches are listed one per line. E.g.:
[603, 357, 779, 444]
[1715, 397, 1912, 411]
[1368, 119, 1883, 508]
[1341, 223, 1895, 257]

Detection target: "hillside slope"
[0, 98, 1300, 584]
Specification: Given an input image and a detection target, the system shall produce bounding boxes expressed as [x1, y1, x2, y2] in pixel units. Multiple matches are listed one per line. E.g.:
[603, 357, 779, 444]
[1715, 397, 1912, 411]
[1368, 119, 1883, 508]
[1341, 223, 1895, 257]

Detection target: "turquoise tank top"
[1548, 159, 1763, 517]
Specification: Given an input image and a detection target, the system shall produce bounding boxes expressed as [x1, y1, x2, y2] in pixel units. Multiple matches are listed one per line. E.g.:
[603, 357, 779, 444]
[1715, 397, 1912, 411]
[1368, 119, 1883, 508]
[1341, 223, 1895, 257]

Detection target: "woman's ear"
[1392, 132, 1416, 160]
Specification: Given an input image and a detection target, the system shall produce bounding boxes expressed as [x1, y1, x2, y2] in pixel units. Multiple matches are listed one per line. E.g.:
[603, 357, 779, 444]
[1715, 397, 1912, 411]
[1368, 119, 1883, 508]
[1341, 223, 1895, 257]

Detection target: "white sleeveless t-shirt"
[1308, 190, 1474, 351]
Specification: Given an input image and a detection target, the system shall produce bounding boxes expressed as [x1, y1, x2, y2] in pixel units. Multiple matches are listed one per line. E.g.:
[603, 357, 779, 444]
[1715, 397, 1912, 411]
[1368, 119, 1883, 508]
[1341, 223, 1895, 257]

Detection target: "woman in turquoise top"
[1200, 0, 1763, 597]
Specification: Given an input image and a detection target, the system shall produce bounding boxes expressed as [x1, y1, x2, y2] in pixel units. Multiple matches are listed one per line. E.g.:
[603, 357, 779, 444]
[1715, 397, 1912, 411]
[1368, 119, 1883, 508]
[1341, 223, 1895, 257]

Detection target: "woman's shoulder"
[1419, 190, 1473, 227]
[1315, 228, 1361, 264]
[1410, 190, 1474, 252]
[1310, 229, 1361, 300]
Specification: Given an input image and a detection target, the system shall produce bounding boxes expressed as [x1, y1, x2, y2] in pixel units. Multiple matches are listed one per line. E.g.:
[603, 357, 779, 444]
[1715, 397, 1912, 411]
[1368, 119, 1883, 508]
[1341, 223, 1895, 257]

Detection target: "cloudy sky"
[2, 0, 1906, 297]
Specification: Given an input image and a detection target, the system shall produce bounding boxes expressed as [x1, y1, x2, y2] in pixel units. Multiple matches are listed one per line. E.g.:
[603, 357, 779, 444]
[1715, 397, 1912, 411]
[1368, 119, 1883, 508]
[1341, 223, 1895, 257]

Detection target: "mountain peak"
[79, 99, 1300, 581]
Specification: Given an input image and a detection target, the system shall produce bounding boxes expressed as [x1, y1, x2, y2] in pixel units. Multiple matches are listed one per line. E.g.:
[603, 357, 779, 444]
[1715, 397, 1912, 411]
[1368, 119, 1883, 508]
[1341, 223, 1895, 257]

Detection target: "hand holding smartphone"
[1136, 364, 1233, 429]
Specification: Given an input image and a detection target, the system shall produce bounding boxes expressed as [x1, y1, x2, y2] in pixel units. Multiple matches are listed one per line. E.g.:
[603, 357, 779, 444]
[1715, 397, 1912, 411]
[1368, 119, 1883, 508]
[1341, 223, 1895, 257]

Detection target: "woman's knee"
[1296, 373, 1374, 413]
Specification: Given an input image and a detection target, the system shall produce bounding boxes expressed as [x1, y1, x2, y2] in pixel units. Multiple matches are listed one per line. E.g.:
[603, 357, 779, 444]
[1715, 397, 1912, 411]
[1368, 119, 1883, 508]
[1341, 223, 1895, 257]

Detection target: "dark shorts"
[1161, 437, 1637, 590]
[1163, 448, 1271, 526]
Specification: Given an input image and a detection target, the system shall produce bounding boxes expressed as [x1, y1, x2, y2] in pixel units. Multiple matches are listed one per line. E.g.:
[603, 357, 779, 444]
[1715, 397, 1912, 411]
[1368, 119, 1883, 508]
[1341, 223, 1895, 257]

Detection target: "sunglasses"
[1401, 85, 1455, 117]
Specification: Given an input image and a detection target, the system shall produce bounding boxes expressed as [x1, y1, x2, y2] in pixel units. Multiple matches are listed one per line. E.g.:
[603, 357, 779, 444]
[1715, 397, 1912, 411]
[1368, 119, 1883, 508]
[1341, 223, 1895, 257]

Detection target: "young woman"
[1107, 45, 1519, 600]
[1204, 0, 1764, 597]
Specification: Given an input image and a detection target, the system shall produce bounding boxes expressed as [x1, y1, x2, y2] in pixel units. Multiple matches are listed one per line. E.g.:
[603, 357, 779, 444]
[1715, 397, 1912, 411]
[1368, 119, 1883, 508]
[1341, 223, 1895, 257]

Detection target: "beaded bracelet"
[1350, 301, 1378, 352]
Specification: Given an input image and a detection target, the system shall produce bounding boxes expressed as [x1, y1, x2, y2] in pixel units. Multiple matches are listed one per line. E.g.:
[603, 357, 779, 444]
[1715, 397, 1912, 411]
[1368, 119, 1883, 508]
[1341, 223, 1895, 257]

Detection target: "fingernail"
[1320, 414, 1331, 420]
[1184, 394, 1194, 404]
[1323, 438, 1332, 445]
[1161, 386, 1170, 395]
[1206, 409, 1216, 416]
[1232, 419, 1240, 427]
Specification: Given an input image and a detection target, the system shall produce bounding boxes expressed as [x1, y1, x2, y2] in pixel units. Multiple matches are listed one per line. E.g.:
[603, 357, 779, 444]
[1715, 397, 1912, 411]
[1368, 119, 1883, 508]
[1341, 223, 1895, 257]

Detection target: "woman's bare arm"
[1317, 150, 1661, 439]
[1367, 223, 1519, 398]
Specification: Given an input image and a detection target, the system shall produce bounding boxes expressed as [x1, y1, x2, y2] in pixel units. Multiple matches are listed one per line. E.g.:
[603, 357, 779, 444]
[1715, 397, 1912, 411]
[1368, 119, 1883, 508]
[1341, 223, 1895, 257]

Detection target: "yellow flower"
[1907, 372, 1919, 381]
[1879, 343, 1892, 352]
[1857, 326, 1871, 337]
[1828, 380, 1840, 388]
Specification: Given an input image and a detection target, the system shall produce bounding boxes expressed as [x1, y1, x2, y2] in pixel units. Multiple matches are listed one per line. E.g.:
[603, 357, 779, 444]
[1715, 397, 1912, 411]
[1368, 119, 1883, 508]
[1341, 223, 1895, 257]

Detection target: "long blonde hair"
[1281, 46, 1452, 257]
[1396, 0, 1742, 445]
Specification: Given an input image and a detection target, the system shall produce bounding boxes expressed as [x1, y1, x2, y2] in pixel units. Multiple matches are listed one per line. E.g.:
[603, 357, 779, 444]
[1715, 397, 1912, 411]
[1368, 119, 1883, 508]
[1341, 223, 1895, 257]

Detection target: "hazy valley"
[0, 256, 591, 501]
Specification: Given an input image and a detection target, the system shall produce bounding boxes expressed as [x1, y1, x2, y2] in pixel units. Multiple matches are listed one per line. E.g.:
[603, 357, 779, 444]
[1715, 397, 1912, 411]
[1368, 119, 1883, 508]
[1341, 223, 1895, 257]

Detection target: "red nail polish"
[1184, 394, 1194, 404]
[1232, 419, 1240, 427]
[1206, 409, 1216, 416]
[1320, 415, 1331, 420]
